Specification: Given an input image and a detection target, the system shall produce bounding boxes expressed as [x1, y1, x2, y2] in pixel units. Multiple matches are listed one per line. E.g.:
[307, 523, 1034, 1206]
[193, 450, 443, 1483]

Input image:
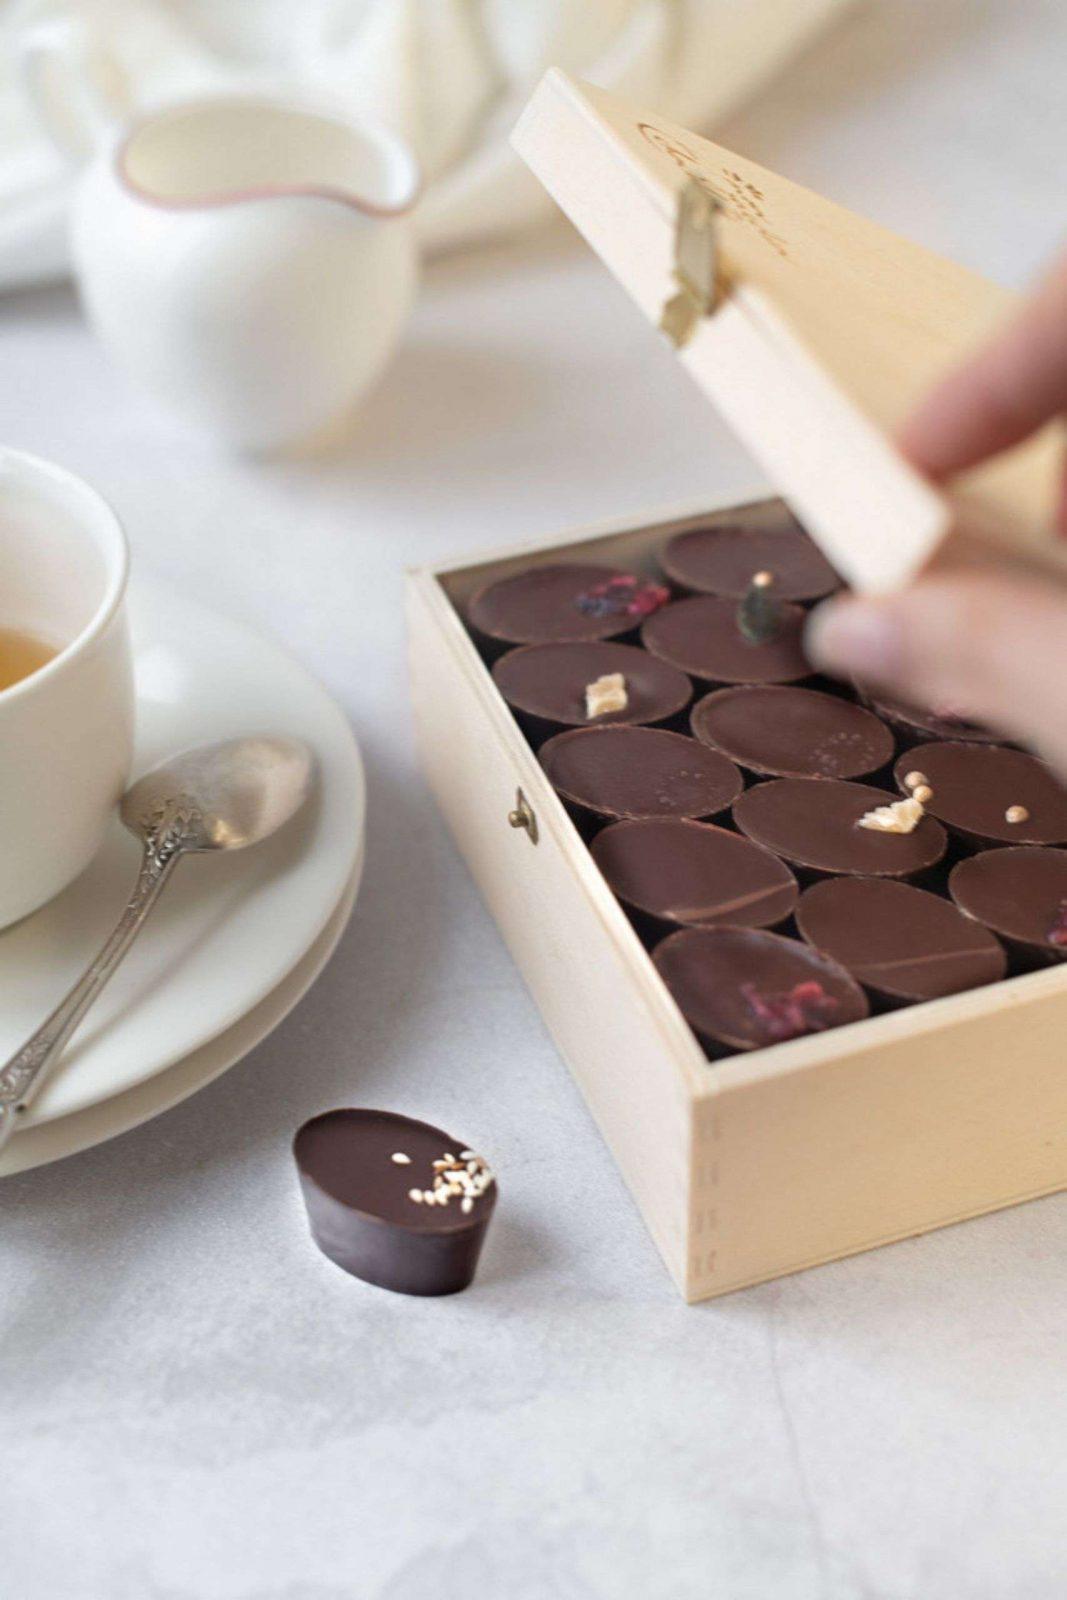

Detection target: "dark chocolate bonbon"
[796, 877, 1005, 1004]
[653, 926, 868, 1054]
[692, 683, 893, 780]
[469, 563, 668, 647]
[540, 725, 742, 822]
[294, 1109, 496, 1296]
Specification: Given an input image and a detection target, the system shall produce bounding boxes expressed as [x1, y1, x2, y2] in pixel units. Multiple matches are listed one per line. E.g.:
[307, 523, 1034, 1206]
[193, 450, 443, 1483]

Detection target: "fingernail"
[806, 600, 903, 679]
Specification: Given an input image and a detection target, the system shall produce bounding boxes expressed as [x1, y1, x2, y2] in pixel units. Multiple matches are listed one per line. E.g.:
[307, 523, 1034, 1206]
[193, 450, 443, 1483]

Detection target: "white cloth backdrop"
[0, 0, 851, 288]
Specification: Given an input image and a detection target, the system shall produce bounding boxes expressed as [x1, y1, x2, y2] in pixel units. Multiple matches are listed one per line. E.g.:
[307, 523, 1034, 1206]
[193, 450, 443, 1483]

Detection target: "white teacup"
[0, 448, 133, 928]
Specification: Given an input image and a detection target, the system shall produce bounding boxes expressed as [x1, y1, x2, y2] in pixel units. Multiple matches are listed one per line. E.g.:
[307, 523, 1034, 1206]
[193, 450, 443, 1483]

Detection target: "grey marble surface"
[5, 4, 1067, 1596]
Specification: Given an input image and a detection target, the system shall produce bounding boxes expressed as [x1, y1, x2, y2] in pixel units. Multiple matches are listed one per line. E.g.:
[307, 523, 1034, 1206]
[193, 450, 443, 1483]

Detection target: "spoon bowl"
[0, 734, 315, 1149]
[122, 736, 315, 852]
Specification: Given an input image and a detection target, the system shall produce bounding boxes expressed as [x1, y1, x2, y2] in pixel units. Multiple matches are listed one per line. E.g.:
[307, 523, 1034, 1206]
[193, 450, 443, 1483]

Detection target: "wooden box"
[407, 76, 1067, 1300]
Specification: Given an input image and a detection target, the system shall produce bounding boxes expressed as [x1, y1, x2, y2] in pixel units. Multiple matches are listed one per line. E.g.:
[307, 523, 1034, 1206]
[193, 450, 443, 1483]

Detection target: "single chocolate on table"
[492, 641, 691, 730]
[591, 816, 797, 933]
[653, 926, 868, 1055]
[796, 877, 1005, 1004]
[540, 726, 742, 822]
[468, 562, 670, 647]
[293, 1109, 497, 1296]
[662, 503, 840, 601]
[733, 778, 947, 878]
[950, 847, 1067, 962]
[691, 684, 894, 780]
[641, 594, 810, 686]
[894, 742, 1067, 847]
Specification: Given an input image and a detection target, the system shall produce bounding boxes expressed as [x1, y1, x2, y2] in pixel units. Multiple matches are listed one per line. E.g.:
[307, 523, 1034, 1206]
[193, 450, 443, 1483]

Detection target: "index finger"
[898, 249, 1067, 477]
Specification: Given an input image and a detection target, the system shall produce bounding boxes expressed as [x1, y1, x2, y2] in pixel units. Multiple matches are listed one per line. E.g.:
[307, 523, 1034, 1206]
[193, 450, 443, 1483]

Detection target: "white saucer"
[0, 854, 361, 1176]
[0, 580, 365, 1130]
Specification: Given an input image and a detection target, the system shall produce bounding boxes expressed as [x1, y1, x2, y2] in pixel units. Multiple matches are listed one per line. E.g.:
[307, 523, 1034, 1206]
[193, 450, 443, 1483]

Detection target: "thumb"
[805, 572, 1067, 776]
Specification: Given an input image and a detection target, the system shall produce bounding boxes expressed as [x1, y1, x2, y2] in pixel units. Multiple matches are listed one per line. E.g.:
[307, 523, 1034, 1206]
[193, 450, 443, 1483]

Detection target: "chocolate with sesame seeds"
[294, 1109, 496, 1296]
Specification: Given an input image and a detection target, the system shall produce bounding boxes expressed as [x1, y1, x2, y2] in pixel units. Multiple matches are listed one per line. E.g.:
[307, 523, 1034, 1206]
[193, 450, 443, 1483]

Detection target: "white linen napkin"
[0, 0, 853, 291]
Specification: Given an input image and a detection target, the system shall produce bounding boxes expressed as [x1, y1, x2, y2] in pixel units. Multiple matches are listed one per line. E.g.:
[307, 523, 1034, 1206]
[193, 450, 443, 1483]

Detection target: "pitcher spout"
[115, 93, 421, 218]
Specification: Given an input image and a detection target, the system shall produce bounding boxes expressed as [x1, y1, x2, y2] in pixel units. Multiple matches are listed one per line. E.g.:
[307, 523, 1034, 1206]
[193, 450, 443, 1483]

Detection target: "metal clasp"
[660, 179, 725, 350]
[507, 788, 538, 846]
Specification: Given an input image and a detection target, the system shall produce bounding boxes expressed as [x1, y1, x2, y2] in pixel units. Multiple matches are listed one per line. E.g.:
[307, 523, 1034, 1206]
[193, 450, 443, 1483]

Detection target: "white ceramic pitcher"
[71, 94, 420, 449]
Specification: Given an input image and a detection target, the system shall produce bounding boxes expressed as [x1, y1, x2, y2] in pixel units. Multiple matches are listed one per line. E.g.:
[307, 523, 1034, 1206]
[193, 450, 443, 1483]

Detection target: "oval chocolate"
[894, 742, 1067, 847]
[653, 926, 868, 1054]
[733, 778, 946, 878]
[540, 725, 742, 822]
[662, 506, 839, 601]
[492, 640, 691, 730]
[642, 594, 810, 686]
[293, 1109, 497, 1297]
[591, 816, 797, 932]
[861, 687, 1001, 745]
[796, 877, 1005, 1003]
[692, 684, 893, 780]
[469, 563, 669, 646]
[950, 847, 1067, 961]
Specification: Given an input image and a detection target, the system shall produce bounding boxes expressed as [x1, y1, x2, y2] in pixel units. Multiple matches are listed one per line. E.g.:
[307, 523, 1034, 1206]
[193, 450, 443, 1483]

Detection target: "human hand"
[806, 249, 1067, 775]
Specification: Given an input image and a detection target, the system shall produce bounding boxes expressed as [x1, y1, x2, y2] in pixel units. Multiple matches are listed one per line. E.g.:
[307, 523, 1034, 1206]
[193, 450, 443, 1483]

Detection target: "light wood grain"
[512, 70, 1065, 593]
[410, 499, 1067, 1299]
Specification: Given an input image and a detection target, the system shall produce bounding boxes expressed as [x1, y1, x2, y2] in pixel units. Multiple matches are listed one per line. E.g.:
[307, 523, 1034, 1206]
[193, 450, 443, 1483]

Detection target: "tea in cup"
[0, 448, 134, 927]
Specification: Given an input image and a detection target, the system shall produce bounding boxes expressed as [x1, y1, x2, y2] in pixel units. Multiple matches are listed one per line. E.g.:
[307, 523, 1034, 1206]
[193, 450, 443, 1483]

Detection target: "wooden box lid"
[513, 70, 1061, 593]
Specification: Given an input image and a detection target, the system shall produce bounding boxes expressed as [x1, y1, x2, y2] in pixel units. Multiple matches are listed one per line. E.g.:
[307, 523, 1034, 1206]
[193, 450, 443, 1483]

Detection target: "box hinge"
[660, 179, 726, 349]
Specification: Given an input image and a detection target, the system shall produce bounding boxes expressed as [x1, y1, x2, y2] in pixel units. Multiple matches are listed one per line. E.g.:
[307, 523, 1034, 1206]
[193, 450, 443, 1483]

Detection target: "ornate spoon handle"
[0, 839, 185, 1152]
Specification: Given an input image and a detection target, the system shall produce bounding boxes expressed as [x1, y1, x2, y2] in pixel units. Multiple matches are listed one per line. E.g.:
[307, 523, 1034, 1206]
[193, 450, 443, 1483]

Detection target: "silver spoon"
[0, 736, 314, 1151]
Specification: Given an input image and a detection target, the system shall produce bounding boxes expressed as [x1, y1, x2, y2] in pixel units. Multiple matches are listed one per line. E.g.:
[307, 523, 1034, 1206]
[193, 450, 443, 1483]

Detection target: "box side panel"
[407, 573, 698, 1295]
[691, 989, 1067, 1300]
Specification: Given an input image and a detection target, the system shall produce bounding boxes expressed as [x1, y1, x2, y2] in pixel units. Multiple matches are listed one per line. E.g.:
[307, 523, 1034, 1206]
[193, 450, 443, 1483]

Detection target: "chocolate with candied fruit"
[733, 777, 946, 878]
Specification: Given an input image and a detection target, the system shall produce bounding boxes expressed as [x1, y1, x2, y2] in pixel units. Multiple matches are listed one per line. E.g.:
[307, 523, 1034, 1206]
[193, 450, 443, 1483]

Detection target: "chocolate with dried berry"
[293, 1109, 497, 1296]
[950, 847, 1067, 965]
[468, 562, 670, 650]
[653, 925, 868, 1057]
[540, 725, 742, 826]
[590, 816, 797, 939]
[796, 877, 1005, 1005]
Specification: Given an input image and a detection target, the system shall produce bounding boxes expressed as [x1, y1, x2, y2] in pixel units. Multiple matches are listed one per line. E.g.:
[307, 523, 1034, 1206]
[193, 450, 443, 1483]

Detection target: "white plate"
[0, 580, 364, 1127]
[0, 855, 361, 1176]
